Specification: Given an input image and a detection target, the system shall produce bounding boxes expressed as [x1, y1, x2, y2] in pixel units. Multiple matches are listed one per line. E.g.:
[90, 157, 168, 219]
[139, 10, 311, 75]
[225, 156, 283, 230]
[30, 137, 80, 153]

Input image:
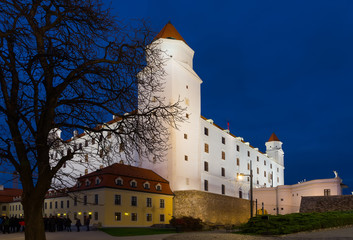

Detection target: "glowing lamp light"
[63, 213, 67, 216]
[124, 213, 129, 216]
[78, 212, 82, 215]
[88, 212, 92, 215]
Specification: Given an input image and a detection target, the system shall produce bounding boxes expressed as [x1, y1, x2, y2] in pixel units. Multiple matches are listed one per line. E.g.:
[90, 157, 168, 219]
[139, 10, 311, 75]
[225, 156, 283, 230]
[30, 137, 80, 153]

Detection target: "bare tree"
[0, 1, 183, 240]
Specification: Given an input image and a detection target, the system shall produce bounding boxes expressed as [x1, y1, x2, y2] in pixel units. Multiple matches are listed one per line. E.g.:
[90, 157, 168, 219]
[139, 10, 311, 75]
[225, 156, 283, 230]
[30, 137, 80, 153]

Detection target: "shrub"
[170, 216, 203, 231]
[239, 211, 353, 235]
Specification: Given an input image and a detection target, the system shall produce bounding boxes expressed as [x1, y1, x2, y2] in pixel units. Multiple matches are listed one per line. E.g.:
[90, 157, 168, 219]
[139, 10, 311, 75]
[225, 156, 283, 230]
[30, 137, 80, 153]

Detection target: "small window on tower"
[236, 158, 240, 166]
[264, 160, 266, 166]
[257, 156, 259, 162]
[221, 151, 225, 160]
[204, 128, 208, 136]
[204, 143, 209, 153]
[237, 145, 240, 152]
[184, 155, 188, 161]
[247, 151, 250, 157]
[186, 85, 188, 89]
[184, 134, 187, 139]
[222, 137, 225, 144]
[186, 113, 189, 119]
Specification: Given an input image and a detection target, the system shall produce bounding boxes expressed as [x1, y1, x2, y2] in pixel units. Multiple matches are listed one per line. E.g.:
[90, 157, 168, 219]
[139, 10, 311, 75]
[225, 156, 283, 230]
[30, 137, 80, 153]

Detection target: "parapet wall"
[300, 195, 353, 213]
[173, 190, 250, 225]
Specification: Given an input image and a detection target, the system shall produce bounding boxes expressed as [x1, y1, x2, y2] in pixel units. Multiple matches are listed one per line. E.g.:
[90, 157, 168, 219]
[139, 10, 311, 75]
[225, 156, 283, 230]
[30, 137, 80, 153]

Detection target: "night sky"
[1, 1, 353, 195]
[110, 0, 353, 194]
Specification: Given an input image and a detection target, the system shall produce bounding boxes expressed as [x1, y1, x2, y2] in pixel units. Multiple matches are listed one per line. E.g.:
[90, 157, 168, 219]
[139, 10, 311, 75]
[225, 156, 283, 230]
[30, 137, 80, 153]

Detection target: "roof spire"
[154, 22, 187, 44]
[268, 133, 280, 142]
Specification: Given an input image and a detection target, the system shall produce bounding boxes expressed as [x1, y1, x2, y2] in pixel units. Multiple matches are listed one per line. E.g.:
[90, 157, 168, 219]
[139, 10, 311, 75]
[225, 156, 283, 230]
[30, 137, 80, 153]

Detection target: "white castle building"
[53, 22, 285, 200]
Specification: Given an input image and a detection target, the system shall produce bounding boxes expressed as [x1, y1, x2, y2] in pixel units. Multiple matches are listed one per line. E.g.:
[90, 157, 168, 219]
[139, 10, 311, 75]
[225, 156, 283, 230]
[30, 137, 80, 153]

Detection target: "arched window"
[143, 182, 150, 189]
[85, 179, 90, 187]
[115, 177, 123, 186]
[95, 177, 101, 185]
[130, 180, 137, 188]
[155, 183, 162, 191]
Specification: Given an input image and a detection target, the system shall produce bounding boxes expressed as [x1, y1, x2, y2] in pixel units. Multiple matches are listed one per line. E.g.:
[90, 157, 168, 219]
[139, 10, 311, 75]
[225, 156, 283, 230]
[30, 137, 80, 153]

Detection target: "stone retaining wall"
[173, 190, 251, 225]
[300, 195, 353, 213]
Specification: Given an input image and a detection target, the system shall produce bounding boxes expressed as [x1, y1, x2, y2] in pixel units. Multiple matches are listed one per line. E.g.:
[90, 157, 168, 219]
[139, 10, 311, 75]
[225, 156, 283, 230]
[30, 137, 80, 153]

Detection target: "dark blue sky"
[110, 0, 353, 194]
[1, 1, 352, 195]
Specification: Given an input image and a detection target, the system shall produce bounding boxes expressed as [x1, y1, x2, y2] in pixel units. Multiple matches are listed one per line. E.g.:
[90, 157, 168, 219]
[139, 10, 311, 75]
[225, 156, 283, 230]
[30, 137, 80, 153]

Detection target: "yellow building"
[2, 163, 174, 227]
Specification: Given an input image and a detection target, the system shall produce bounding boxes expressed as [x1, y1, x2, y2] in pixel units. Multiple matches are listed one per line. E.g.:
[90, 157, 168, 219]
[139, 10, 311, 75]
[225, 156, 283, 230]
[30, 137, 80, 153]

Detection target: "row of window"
[203, 180, 226, 195]
[115, 212, 165, 222]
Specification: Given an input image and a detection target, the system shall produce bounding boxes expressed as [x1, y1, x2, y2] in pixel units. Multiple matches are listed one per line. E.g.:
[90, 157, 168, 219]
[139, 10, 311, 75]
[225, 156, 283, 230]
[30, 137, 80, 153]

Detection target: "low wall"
[173, 190, 251, 225]
[300, 195, 353, 213]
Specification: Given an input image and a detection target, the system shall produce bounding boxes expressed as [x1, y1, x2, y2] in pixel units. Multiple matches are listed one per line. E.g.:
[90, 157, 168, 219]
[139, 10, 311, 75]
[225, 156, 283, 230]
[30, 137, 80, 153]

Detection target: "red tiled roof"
[154, 22, 187, 44]
[72, 163, 173, 195]
[268, 133, 280, 142]
[0, 188, 22, 203]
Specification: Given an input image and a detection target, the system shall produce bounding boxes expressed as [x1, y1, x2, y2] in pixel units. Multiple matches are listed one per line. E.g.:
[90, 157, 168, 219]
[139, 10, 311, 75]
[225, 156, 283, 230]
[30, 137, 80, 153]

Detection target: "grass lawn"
[100, 227, 177, 236]
[238, 211, 353, 235]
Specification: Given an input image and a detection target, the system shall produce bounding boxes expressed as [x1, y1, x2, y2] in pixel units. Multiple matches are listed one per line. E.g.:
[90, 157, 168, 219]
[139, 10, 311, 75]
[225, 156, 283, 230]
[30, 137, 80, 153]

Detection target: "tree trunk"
[23, 194, 46, 240]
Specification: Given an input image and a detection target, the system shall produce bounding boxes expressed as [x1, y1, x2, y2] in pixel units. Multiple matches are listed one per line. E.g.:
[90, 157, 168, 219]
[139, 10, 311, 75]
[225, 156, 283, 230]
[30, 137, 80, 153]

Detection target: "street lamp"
[238, 160, 253, 218]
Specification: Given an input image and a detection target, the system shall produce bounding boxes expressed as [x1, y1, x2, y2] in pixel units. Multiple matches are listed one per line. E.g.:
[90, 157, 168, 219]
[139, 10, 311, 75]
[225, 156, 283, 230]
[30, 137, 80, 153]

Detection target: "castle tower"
[140, 22, 203, 191]
[265, 133, 284, 166]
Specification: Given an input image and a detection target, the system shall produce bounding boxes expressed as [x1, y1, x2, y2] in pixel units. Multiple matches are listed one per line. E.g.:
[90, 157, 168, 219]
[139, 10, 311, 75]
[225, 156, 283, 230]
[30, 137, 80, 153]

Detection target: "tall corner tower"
[142, 22, 203, 192]
[265, 133, 284, 166]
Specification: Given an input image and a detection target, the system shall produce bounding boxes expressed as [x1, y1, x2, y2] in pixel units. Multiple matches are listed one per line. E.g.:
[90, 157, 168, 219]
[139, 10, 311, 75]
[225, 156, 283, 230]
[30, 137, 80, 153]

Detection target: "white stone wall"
[253, 177, 343, 215]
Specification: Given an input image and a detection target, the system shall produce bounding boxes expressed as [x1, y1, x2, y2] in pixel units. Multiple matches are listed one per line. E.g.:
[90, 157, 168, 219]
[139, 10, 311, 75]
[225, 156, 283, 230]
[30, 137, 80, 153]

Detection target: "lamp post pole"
[250, 160, 253, 218]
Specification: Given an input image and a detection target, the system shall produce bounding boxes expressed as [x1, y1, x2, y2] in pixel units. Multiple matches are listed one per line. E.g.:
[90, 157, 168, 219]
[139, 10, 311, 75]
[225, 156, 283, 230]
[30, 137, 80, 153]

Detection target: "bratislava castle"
[53, 22, 284, 200]
[140, 22, 284, 199]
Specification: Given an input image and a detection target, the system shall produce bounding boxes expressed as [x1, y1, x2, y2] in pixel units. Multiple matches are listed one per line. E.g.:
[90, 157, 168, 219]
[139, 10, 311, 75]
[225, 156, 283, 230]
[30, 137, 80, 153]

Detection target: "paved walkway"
[0, 225, 353, 240]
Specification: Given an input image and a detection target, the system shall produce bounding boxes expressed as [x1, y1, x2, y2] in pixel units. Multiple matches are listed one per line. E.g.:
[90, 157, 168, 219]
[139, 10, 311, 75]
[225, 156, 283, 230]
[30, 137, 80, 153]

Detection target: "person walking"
[3, 216, 10, 234]
[84, 216, 90, 231]
[75, 218, 81, 232]
[65, 217, 72, 232]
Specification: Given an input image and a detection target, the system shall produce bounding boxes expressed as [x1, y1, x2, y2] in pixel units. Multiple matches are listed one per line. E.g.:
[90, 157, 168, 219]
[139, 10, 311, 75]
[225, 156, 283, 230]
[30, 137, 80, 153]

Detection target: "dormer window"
[77, 181, 81, 188]
[85, 180, 91, 187]
[130, 180, 137, 188]
[115, 177, 123, 186]
[155, 183, 162, 191]
[143, 182, 150, 190]
[95, 177, 101, 185]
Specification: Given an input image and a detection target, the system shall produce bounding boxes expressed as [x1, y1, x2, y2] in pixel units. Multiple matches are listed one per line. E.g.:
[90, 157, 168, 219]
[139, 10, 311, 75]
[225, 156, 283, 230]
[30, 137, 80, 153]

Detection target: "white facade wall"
[253, 177, 343, 215]
[200, 119, 284, 199]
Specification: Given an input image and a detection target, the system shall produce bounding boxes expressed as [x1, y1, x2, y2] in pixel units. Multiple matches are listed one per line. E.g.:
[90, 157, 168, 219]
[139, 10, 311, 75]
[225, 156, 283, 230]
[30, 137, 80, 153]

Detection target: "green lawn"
[239, 211, 353, 235]
[100, 227, 176, 236]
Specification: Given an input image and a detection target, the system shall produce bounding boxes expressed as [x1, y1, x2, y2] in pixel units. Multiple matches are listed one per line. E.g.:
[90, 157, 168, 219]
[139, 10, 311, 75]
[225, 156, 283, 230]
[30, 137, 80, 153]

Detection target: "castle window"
[264, 160, 266, 166]
[270, 164, 272, 169]
[186, 113, 189, 119]
[184, 134, 187, 139]
[204, 127, 208, 136]
[160, 214, 165, 222]
[147, 214, 152, 222]
[221, 151, 225, 160]
[204, 143, 209, 153]
[130, 180, 137, 188]
[257, 180, 259, 184]
[221, 167, 225, 177]
[257, 156, 259, 162]
[324, 189, 331, 196]
[160, 199, 165, 208]
[236, 145, 240, 152]
[247, 163, 250, 170]
[115, 195, 121, 205]
[146, 198, 152, 207]
[115, 212, 121, 221]
[85, 139, 89, 147]
[204, 161, 209, 172]
[186, 85, 188, 89]
[94, 212, 98, 221]
[94, 194, 99, 205]
[239, 190, 242, 199]
[84, 195, 87, 205]
[131, 196, 137, 206]
[264, 171, 267, 177]
[277, 168, 279, 172]
[222, 137, 225, 144]
[95, 177, 101, 185]
[204, 180, 208, 191]
[247, 151, 250, 157]
[236, 158, 240, 166]
[222, 184, 225, 195]
[257, 168, 259, 174]
[131, 213, 137, 221]
[184, 155, 188, 161]
[277, 177, 279, 183]
[156, 183, 162, 191]
[85, 179, 90, 186]
[143, 182, 150, 189]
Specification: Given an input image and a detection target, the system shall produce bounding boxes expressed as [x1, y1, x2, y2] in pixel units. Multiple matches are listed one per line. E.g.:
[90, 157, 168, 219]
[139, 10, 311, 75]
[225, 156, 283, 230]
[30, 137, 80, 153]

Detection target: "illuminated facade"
[1, 164, 174, 227]
[140, 23, 285, 199]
